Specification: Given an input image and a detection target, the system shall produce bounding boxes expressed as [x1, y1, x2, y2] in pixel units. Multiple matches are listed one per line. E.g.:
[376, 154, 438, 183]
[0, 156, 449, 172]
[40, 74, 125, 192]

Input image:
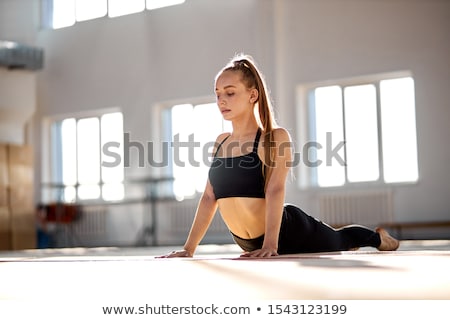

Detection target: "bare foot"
[376, 227, 400, 251]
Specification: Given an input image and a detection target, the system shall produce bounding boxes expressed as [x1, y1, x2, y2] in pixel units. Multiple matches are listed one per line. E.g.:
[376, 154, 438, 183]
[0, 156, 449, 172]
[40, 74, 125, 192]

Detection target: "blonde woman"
[160, 54, 399, 258]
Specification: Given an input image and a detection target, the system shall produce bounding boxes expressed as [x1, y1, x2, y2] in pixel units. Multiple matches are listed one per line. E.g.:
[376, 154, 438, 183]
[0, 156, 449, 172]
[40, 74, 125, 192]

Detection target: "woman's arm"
[242, 128, 292, 258]
[182, 180, 218, 255]
[158, 180, 218, 258]
[158, 133, 229, 258]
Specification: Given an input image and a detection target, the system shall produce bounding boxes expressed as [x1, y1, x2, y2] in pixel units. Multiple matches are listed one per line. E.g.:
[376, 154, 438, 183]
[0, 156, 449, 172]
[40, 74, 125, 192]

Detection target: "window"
[146, 0, 185, 10]
[43, 0, 186, 29]
[51, 112, 124, 202]
[76, 0, 107, 22]
[303, 73, 419, 188]
[51, 0, 76, 29]
[108, 0, 145, 18]
[166, 102, 232, 199]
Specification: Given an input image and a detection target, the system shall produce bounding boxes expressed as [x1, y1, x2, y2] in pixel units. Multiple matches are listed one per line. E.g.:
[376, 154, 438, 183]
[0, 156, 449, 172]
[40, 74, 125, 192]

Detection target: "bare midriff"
[217, 197, 266, 239]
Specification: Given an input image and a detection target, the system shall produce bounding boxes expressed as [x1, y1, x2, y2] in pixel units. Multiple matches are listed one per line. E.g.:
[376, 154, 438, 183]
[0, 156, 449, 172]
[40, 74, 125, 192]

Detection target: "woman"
[160, 54, 399, 258]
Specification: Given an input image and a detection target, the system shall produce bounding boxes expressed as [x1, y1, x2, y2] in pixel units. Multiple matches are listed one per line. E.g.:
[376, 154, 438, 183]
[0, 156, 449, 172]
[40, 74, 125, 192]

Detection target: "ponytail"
[217, 54, 277, 189]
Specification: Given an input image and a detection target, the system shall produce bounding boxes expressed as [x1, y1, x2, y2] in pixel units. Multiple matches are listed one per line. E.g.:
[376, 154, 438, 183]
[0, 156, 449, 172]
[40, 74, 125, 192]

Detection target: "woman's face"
[215, 70, 256, 121]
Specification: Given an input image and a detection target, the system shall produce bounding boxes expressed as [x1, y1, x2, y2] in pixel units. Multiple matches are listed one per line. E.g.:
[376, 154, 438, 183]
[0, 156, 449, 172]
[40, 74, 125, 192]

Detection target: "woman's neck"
[231, 118, 260, 139]
[231, 114, 259, 139]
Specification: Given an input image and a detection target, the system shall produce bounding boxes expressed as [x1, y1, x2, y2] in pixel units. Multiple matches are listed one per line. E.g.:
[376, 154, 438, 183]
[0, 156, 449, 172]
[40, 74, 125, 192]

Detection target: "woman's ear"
[250, 88, 259, 103]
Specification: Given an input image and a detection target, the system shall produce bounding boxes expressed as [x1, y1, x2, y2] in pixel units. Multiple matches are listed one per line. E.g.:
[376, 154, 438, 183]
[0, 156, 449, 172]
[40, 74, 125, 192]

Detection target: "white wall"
[0, 69, 36, 144]
[34, 0, 268, 246]
[274, 0, 450, 224]
[0, 0, 40, 144]
[36, 0, 266, 175]
[1, 0, 449, 245]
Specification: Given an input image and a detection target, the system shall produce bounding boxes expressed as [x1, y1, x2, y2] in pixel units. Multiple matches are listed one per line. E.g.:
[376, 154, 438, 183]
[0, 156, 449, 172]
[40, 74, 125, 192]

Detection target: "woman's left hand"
[240, 247, 279, 258]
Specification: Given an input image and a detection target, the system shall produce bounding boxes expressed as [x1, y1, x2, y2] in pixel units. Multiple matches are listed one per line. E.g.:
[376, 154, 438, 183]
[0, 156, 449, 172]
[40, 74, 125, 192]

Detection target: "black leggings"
[231, 204, 381, 254]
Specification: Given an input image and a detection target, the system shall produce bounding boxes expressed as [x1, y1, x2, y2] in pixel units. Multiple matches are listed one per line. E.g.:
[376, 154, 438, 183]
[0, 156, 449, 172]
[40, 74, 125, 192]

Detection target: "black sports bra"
[209, 129, 265, 199]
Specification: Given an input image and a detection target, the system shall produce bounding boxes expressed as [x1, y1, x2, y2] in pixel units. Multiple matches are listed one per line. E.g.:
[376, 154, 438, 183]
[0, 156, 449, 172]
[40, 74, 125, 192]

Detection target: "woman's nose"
[218, 97, 226, 105]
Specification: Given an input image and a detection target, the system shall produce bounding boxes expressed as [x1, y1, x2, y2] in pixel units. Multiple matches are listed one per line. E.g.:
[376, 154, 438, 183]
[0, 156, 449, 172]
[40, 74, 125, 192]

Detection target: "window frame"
[42, 108, 124, 204]
[41, 0, 186, 30]
[155, 96, 230, 200]
[296, 71, 420, 190]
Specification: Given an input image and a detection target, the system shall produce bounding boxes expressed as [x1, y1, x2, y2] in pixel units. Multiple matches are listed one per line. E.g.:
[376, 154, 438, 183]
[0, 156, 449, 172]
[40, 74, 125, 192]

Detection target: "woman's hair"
[216, 54, 277, 188]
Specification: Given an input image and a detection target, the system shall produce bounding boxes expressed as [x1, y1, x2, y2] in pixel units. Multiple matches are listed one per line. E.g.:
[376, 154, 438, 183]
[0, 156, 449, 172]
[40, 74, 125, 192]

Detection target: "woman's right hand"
[156, 249, 193, 258]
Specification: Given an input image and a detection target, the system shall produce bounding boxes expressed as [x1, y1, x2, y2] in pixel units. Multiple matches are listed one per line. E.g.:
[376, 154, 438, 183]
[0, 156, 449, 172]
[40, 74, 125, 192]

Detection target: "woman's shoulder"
[262, 127, 292, 143]
[215, 132, 231, 144]
[211, 132, 231, 158]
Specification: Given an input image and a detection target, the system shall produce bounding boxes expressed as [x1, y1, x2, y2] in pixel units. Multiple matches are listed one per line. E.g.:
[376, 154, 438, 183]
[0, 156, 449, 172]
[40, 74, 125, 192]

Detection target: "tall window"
[305, 74, 419, 187]
[45, 0, 185, 29]
[51, 112, 124, 202]
[166, 102, 232, 199]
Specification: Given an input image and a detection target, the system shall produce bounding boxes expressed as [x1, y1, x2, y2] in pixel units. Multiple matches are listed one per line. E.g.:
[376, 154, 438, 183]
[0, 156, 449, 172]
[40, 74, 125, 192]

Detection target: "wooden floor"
[1, 240, 449, 301]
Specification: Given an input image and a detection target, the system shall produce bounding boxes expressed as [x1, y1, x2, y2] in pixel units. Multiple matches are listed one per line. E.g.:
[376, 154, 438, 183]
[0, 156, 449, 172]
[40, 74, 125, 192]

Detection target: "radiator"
[318, 190, 393, 227]
[53, 204, 107, 247]
[72, 205, 107, 236]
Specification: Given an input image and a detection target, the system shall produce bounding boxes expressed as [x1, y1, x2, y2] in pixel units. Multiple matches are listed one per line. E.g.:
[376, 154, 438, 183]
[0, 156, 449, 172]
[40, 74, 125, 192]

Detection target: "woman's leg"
[334, 225, 381, 249]
[277, 204, 385, 254]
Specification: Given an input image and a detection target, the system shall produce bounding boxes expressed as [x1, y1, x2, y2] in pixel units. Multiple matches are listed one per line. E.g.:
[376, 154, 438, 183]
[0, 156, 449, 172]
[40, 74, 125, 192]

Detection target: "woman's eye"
[227, 92, 235, 97]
